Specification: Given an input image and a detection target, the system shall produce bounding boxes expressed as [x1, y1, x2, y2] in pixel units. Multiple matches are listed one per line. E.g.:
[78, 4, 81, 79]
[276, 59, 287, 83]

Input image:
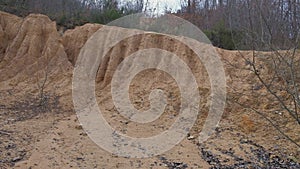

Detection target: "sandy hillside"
[0, 11, 300, 169]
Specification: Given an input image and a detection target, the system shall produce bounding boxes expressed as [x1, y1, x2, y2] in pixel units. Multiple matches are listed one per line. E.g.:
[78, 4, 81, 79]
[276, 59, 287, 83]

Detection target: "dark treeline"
[0, 0, 144, 28]
[0, 0, 299, 50]
[177, 0, 300, 50]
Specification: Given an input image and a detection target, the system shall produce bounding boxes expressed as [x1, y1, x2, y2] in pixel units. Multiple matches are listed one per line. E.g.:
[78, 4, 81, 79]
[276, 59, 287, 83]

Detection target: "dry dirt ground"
[0, 11, 300, 169]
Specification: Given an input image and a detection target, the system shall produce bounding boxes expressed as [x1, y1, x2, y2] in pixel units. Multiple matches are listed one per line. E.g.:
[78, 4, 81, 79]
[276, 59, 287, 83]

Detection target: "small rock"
[11, 156, 23, 162]
[5, 143, 16, 149]
[159, 156, 167, 161]
[187, 135, 195, 140]
[240, 139, 248, 144]
[79, 132, 87, 136]
[76, 157, 84, 161]
[75, 124, 83, 130]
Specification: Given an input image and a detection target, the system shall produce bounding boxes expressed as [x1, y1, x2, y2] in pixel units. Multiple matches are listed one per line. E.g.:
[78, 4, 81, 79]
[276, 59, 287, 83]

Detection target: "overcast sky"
[145, 0, 181, 14]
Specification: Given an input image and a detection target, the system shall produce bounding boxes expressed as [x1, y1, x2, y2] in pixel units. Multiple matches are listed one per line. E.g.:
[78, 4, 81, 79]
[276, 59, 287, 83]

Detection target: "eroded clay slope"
[0, 11, 299, 169]
[62, 23, 102, 66]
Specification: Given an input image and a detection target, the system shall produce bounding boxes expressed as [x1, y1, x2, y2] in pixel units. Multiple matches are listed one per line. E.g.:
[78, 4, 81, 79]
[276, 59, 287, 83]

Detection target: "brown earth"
[0, 11, 299, 169]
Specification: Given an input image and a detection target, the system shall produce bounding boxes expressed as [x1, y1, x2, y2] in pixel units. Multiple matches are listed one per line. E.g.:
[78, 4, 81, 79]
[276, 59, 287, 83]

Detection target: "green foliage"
[0, 0, 137, 28]
[102, 9, 123, 23]
[89, 8, 123, 24]
[56, 15, 67, 26]
[0, 0, 29, 16]
[204, 20, 242, 50]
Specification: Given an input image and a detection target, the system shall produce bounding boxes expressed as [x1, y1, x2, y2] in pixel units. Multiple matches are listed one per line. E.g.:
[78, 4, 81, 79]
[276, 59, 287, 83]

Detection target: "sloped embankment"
[0, 12, 71, 85]
[0, 11, 299, 168]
